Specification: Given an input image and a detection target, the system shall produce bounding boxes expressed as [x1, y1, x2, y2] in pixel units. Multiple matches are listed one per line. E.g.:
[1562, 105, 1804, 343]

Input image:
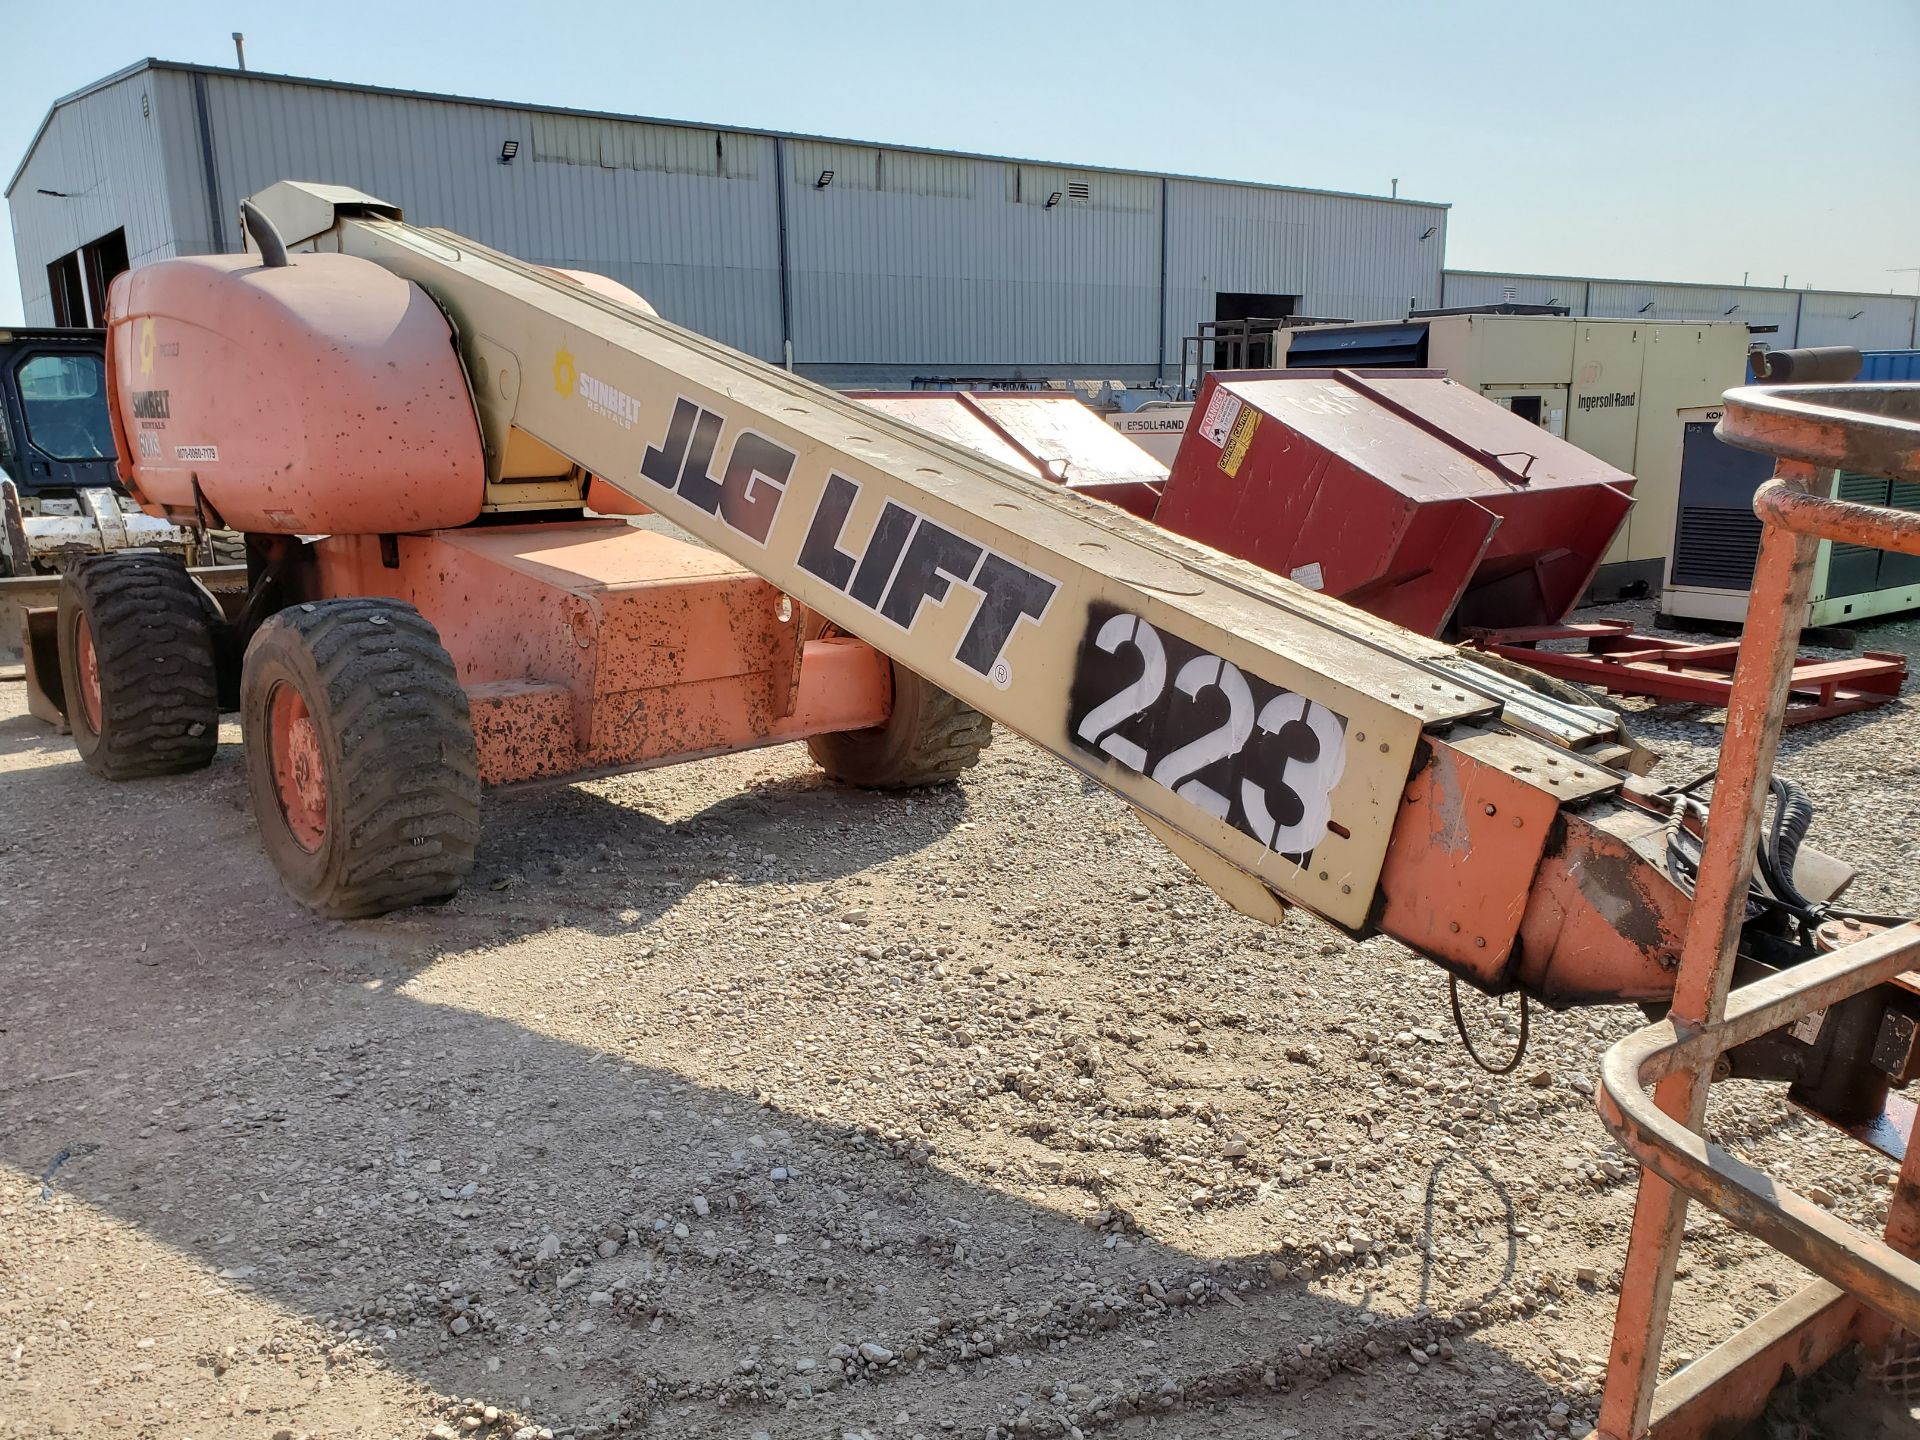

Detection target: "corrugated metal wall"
[1164, 181, 1445, 364]
[9, 64, 1445, 382]
[171, 73, 784, 357]
[787, 147, 1160, 378]
[1443, 270, 1920, 351]
[1439, 271, 1581, 310]
[1797, 292, 1916, 350]
[7, 71, 179, 319]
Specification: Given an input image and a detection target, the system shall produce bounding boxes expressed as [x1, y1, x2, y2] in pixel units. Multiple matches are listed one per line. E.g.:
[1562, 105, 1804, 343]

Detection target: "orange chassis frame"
[304, 520, 891, 786]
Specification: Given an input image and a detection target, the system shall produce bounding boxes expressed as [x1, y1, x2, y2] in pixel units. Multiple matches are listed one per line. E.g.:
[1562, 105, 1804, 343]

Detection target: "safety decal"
[1219, 406, 1259, 477]
[1197, 388, 1242, 447]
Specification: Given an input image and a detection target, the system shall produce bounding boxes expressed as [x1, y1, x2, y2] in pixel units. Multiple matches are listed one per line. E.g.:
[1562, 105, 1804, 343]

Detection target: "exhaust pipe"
[239, 200, 289, 269]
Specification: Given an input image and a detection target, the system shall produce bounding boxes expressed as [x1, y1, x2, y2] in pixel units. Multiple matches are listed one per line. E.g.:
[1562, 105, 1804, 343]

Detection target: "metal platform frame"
[1594, 380, 1920, 1438]
[1466, 620, 1908, 725]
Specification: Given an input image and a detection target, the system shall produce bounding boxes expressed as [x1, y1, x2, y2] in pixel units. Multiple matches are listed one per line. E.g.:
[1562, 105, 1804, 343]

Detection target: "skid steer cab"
[0, 327, 252, 713]
[0, 327, 203, 576]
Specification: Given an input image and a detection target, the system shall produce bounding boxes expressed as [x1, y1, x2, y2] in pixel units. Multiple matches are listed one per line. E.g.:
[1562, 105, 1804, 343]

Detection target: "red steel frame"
[1466, 621, 1907, 725]
[1594, 380, 1920, 1439]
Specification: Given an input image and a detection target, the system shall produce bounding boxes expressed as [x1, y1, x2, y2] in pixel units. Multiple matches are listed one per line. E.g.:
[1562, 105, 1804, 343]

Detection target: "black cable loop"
[1449, 974, 1530, 1075]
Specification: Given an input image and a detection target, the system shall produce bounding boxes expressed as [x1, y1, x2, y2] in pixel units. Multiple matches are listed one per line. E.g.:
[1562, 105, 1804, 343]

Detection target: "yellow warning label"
[1220, 407, 1259, 477]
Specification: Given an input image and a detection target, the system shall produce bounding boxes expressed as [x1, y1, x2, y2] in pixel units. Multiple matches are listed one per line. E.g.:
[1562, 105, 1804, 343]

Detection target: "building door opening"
[47, 254, 86, 327]
[45, 228, 129, 327]
[1211, 292, 1298, 369]
[81, 229, 129, 325]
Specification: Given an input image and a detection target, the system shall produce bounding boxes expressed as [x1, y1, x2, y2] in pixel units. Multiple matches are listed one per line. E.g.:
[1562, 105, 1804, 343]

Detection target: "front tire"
[57, 552, 219, 779]
[240, 598, 480, 918]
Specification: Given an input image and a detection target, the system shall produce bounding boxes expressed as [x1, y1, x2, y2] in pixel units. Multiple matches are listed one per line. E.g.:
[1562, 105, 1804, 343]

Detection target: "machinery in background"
[1105, 400, 1192, 466]
[1664, 348, 1920, 630]
[1155, 369, 1634, 636]
[1858, 348, 1920, 382]
[851, 390, 1166, 517]
[0, 327, 200, 576]
[956, 368, 1639, 641]
[1279, 312, 1754, 601]
[1461, 349, 1911, 724]
[0, 326, 247, 713]
[1464, 617, 1907, 726]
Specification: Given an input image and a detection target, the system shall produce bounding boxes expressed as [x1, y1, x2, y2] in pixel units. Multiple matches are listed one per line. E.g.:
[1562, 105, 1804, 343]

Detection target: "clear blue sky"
[3, 0, 1917, 321]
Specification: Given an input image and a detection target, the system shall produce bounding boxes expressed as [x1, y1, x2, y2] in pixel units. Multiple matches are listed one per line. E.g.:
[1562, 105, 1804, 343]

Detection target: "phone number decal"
[1066, 603, 1348, 861]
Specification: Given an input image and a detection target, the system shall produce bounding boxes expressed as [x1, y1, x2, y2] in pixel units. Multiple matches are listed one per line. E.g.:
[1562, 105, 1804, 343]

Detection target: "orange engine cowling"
[107, 252, 485, 535]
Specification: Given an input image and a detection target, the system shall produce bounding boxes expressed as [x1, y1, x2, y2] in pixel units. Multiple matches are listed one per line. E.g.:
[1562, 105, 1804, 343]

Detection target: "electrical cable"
[1661, 771, 1911, 935]
[1449, 974, 1530, 1075]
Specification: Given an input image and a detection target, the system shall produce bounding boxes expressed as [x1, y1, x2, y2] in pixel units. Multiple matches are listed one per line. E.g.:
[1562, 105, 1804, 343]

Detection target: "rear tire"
[806, 660, 992, 788]
[240, 598, 480, 918]
[57, 552, 219, 779]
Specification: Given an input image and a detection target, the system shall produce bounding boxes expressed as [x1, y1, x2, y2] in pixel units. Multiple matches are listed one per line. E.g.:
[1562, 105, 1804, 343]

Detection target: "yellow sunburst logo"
[138, 318, 156, 375]
[553, 348, 577, 397]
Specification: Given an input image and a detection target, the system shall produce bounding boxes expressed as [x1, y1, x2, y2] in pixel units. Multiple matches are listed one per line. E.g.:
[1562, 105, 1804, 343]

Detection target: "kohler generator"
[1664, 403, 1920, 630]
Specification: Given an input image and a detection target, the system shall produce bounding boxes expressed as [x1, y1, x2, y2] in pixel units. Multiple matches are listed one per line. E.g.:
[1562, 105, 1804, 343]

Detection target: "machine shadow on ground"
[1, 975, 1567, 1435]
[0, 691, 1576, 1436]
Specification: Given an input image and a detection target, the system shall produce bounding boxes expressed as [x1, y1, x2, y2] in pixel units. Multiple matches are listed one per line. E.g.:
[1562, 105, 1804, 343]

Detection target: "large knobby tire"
[57, 551, 219, 779]
[240, 598, 480, 919]
[806, 660, 993, 788]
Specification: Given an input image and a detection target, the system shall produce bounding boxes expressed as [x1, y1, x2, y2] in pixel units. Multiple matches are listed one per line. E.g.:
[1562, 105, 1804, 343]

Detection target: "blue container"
[1859, 350, 1920, 382]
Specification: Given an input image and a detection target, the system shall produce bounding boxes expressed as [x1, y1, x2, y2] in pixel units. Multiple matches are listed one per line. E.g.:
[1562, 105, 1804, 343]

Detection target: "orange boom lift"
[36, 183, 1920, 1433]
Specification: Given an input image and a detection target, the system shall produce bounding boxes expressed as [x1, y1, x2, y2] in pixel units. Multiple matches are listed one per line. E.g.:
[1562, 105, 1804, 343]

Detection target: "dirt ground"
[4, 604, 1919, 1440]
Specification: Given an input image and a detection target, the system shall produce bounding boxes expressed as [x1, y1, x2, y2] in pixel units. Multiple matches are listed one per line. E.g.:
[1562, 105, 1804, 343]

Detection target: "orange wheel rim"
[267, 682, 327, 852]
[74, 613, 103, 736]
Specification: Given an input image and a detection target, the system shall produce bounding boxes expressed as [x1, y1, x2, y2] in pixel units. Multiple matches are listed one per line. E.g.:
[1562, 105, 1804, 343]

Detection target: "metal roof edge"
[5, 58, 158, 198]
[1445, 267, 1916, 307]
[29, 58, 1449, 211]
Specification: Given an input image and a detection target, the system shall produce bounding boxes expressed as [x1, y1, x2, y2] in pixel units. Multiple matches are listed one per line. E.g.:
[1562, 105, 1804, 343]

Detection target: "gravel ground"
[2, 600, 1918, 1440]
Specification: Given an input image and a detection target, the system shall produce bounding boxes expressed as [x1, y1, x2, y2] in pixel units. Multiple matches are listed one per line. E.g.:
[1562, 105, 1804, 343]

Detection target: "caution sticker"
[1219, 407, 1259, 477]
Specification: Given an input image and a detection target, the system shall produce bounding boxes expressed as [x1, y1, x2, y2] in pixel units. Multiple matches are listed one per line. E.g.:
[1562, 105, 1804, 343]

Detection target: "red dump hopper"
[851, 392, 1164, 517]
[1157, 370, 1635, 636]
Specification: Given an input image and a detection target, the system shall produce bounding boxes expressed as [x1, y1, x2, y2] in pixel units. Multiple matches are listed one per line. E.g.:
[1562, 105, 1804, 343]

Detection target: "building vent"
[1067, 180, 1090, 204]
[1501, 285, 1516, 304]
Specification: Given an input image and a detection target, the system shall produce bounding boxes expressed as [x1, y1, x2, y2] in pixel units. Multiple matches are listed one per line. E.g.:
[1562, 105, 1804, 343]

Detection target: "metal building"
[1442, 269, 1920, 352]
[6, 60, 1449, 387]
